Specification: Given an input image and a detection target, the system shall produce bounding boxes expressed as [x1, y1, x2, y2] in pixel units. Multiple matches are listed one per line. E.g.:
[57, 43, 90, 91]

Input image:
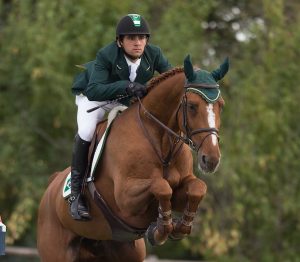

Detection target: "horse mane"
[147, 67, 184, 92]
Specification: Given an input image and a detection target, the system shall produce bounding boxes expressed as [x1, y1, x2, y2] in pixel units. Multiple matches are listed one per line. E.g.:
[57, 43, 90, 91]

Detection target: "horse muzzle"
[197, 151, 221, 174]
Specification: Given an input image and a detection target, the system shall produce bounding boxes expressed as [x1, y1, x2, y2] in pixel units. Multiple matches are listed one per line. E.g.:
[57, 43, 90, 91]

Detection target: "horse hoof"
[146, 223, 158, 246]
[168, 232, 187, 241]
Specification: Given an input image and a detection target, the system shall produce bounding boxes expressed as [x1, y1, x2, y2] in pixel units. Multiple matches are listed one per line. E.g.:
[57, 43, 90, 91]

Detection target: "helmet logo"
[128, 14, 141, 27]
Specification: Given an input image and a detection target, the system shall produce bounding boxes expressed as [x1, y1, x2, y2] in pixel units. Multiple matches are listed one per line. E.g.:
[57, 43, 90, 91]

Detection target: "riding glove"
[126, 82, 147, 98]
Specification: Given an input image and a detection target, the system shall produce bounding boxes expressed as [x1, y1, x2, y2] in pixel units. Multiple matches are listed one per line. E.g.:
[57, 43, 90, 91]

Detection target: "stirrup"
[69, 194, 91, 221]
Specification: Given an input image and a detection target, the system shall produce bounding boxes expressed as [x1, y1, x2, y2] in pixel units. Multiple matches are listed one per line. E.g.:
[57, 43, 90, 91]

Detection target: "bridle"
[137, 85, 219, 167]
[180, 90, 219, 151]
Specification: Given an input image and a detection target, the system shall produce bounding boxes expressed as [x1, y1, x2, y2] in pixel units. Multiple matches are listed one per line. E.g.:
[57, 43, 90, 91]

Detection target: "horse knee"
[187, 179, 207, 202]
[150, 179, 172, 200]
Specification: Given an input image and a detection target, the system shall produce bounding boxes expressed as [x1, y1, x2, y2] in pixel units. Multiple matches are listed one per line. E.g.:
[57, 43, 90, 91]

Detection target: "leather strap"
[88, 182, 146, 241]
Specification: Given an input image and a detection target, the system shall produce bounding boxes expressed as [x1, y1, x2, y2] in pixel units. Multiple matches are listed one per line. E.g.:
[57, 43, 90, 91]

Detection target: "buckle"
[188, 139, 196, 151]
[68, 195, 76, 204]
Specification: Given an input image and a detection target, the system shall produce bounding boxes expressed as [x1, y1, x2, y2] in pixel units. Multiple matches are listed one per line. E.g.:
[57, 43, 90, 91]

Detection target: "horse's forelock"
[147, 67, 184, 92]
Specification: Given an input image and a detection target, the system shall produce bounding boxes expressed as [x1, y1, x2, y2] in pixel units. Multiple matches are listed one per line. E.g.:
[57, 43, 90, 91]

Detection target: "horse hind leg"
[72, 238, 146, 262]
[37, 176, 77, 262]
[37, 212, 76, 262]
[104, 239, 146, 262]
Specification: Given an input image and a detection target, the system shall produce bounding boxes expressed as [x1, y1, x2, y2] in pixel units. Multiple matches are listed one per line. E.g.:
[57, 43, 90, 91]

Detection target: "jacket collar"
[116, 48, 151, 81]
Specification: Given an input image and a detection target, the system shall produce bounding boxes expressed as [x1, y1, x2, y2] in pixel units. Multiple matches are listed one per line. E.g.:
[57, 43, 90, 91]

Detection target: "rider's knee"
[78, 124, 97, 142]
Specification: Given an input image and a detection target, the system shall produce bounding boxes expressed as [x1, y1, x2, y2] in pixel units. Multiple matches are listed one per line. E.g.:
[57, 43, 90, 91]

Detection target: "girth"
[88, 182, 146, 241]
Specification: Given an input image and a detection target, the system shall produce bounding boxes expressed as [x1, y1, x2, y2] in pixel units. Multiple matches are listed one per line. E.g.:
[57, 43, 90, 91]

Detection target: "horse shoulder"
[176, 145, 194, 175]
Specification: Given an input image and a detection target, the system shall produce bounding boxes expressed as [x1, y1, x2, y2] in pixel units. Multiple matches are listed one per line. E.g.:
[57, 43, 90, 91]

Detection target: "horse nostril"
[201, 155, 219, 170]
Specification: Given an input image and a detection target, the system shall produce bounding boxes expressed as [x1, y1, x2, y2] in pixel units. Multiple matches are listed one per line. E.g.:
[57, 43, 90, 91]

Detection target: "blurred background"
[0, 0, 300, 261]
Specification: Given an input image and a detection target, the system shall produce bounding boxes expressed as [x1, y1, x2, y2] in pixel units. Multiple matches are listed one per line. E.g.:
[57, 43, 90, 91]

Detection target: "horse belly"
[40, 169, 112, 241]
[58, 189, 113, 240]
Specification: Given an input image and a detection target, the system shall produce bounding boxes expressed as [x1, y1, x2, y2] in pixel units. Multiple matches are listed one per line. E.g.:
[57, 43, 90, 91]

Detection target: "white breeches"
[75, 95, 122, 142]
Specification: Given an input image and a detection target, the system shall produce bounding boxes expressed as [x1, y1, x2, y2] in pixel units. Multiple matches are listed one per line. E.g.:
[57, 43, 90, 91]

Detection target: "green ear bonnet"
[183, 55, 229, 103]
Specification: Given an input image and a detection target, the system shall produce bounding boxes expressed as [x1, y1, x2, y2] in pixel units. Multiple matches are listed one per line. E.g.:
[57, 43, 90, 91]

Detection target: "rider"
[69, 14, 172, 220]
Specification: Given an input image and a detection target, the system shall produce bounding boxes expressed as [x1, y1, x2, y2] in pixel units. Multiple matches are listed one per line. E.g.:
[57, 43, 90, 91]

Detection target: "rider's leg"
[70, 134, 91, 220]
[69, 96, 106, 220]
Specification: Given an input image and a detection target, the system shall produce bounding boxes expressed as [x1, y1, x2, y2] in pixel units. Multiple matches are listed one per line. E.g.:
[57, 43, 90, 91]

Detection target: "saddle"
[86, 119, 107, 178]
[85, 105, 127, 182]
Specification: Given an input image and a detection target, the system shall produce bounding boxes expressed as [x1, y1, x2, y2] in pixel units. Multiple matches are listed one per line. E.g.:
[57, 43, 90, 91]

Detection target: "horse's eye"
[187, 103, 197, 114]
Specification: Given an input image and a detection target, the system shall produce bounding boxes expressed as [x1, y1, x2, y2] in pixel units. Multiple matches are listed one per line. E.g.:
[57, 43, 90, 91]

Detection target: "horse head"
[182, 55, 229, 174]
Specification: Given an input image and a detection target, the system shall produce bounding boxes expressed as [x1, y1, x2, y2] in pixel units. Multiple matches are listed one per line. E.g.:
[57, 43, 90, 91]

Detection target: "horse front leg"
[146, 177, 173, 246]
[170, 176, 207, 240]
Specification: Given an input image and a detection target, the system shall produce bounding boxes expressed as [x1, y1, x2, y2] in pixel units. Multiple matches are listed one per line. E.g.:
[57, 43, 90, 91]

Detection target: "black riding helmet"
[116, 14, 150, 39]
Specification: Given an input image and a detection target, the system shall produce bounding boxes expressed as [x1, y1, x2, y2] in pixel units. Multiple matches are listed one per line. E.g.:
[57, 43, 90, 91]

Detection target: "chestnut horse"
[37, 55, 229, 262]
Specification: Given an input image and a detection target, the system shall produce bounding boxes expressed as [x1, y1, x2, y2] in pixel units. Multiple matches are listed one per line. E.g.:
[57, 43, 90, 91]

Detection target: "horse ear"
[184, 55, 196, 82]
[211, 57, 229, 81]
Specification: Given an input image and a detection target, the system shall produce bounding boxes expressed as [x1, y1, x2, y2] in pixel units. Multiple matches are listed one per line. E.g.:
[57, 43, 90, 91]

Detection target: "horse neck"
[143, 72, 185, 127]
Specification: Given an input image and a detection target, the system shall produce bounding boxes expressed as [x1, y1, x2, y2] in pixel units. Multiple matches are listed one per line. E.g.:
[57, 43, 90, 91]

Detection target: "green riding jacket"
[72, 41, 172, 106]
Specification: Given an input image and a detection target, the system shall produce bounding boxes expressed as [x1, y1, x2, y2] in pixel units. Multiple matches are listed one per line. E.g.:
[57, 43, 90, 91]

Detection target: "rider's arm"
[85, 50, 129, 102]
[154, 46, 172, 74]
[144, 44, 172, 74]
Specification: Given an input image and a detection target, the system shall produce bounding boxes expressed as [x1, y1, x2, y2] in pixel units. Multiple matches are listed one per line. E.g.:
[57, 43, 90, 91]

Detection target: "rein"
[137, 98, 184, 168]
[87, 94, 130, 113]
[137, 89, 219, 166]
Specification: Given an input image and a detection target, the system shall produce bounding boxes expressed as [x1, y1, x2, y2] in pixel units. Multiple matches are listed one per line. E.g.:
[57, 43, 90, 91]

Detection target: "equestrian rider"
[70, 14, 172, 221]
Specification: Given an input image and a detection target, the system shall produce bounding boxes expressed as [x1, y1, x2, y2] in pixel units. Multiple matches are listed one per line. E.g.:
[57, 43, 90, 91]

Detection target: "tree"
[1, 0, 300, 261]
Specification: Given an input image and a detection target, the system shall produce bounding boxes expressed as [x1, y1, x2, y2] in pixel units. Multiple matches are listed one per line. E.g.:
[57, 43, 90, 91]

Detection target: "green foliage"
[154, 0, 215, 64]
[1, 0, 300, 261]
[192, 1, 300, 261]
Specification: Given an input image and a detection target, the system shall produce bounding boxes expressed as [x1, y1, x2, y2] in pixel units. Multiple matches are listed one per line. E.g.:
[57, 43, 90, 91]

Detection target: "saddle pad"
[62, 106, 127, 199]
[89, 105, 127, 178]
[63, 172, 71, 199]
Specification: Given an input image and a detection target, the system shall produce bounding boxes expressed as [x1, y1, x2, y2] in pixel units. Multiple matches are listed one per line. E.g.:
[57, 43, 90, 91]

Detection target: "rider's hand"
[126, 82, 147, 98]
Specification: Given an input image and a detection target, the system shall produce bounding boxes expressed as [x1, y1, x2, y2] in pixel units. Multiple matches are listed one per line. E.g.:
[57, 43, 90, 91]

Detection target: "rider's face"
[120, 35, 147, 61]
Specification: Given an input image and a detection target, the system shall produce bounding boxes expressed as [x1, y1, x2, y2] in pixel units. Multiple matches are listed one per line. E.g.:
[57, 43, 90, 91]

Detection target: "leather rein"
[137, 87, 219, 168]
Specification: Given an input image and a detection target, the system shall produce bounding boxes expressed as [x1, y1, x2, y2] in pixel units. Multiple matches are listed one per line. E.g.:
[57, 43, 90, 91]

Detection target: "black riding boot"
[69, 134, 91, 221]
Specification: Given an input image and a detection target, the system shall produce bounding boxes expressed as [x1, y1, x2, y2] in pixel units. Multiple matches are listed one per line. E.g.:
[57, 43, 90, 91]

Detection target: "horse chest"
[163, 168, 181, 188]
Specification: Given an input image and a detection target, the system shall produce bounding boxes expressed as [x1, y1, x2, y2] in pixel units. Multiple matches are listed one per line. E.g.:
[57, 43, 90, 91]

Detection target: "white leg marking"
[206, 104, 217, 146]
